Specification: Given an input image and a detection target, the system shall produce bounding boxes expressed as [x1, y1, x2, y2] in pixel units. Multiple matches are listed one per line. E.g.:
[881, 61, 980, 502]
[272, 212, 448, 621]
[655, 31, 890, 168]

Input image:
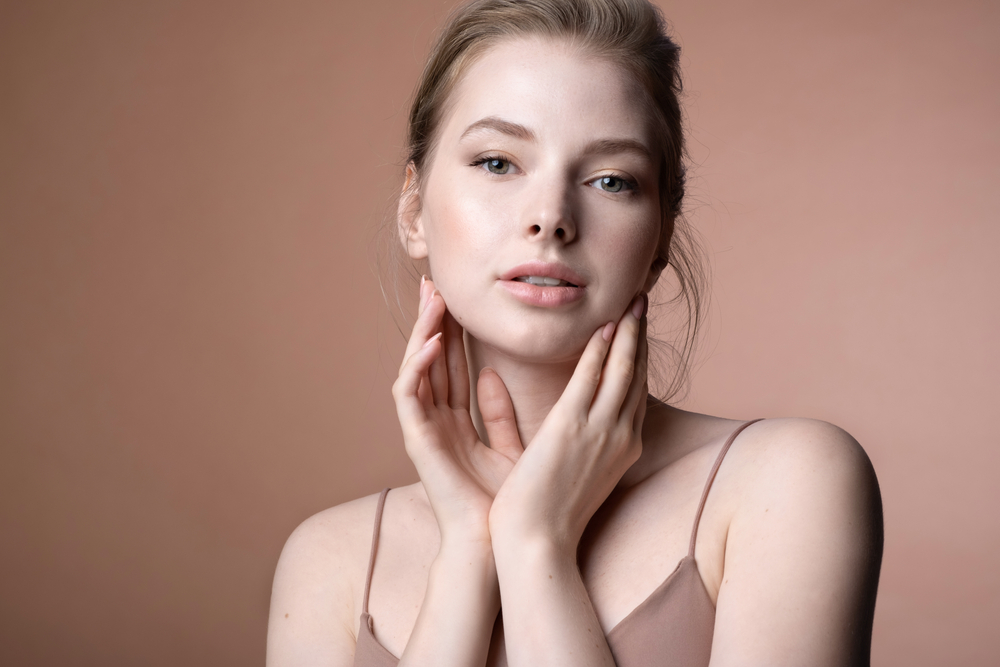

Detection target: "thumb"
[477, 368, 523, 461]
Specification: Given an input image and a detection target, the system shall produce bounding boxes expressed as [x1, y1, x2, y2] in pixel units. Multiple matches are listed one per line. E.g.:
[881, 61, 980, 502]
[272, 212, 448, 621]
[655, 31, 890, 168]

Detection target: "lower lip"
[499, 280, 585, 307]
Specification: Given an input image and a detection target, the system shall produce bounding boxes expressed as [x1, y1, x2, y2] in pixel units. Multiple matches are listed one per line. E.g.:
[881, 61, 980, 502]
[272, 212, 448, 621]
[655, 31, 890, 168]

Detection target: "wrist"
[434, 537, 497, 577]
[438, 523, 494, 555]
[492, 529, 576, 575]
[430, 541, 500, 606]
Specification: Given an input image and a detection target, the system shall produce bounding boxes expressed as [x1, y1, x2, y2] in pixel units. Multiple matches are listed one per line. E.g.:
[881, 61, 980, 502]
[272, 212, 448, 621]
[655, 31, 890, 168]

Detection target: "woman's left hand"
[488, 293, 648, 557]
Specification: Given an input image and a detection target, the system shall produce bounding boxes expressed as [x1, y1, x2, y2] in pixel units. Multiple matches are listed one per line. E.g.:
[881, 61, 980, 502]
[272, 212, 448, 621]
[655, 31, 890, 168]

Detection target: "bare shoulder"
[265, 491, 386, 667]
[724, 417, 883, 557]
[730, 417, 881, 510]
[709, 418, 884, 665]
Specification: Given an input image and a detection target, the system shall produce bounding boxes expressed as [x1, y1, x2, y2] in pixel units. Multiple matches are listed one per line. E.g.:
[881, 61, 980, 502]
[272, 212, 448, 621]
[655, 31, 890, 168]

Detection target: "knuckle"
[612, 357, 635, 382]
[583, 367, 603, 386]
[391, 376, 410, 400]
[569, 418, 588, 439]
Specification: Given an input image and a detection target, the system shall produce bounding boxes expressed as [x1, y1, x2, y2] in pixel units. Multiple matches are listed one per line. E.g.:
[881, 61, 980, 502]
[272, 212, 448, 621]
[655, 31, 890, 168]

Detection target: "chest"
[364, 461, 728, 658]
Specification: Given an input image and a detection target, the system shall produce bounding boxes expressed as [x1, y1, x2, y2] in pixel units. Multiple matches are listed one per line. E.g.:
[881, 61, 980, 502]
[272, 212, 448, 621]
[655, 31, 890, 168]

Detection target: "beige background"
[1, 0, 997, 664]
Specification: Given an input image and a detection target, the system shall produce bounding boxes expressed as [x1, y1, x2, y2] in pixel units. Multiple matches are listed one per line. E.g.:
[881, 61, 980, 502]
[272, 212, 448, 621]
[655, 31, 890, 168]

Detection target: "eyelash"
[470, 154, 515, 174]
[469, 154, 638, 194]
[590, 173, 637, 194]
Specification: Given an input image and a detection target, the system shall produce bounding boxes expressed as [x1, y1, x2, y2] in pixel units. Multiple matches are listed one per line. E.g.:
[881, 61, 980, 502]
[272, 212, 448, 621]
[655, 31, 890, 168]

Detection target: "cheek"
[597, 216, 661, 293]
[421, 182, 509, 309]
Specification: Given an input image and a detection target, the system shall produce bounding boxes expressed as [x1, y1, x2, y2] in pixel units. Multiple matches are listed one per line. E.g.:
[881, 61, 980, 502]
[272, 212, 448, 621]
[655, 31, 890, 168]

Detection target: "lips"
[500, 261, 586, 288]
[498, 261, 587, 307]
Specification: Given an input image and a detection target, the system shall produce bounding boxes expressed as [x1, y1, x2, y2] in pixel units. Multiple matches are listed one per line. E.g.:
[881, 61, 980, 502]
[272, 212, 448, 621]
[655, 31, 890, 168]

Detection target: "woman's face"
[403, 36, 663, 363]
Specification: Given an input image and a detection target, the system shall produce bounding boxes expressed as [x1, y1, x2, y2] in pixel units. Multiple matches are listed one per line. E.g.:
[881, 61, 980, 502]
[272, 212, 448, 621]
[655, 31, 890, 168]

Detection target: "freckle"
[549, 575, 553, 579]
[284, 613, 289, 618]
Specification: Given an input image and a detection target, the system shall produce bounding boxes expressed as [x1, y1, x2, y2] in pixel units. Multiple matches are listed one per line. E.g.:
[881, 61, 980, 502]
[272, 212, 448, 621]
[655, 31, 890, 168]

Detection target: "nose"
[523, 178, 576, 244]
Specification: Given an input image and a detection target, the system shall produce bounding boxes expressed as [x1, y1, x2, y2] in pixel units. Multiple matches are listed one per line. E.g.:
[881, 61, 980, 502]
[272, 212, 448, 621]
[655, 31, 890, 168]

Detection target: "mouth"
[500, 261, 586, 288]
[499, 262, 587, 307]
[511, 275, 579, 288]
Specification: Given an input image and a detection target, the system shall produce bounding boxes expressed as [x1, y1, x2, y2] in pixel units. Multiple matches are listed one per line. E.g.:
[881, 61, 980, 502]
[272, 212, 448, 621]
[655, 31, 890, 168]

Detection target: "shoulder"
[725, 419, 883, 603]
[729, 417, 881, 511]
[707, 419, 884, 663]
[265, 491, 386, 666]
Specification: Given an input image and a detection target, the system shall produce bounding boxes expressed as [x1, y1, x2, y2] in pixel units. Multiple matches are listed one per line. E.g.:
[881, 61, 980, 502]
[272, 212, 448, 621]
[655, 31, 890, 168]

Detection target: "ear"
[642, 254, 668, 293]
[643, 215, 674, 292]
[398, 162, 428, 260]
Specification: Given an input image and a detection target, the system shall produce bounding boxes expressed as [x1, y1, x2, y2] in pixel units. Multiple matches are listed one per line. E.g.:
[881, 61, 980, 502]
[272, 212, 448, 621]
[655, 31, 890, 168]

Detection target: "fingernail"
[631, 296, 644, 319]
[422, 332, 443, 349]
[602, 321, 616, 341]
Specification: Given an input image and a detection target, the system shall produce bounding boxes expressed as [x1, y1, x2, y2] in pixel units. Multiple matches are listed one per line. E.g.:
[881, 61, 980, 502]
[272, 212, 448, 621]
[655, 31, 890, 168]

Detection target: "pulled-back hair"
[382, 0, 706, 401]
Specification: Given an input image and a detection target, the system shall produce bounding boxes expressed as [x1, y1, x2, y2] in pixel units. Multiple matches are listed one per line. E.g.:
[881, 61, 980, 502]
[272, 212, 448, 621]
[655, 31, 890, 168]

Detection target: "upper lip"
[500, 261, 587, 287]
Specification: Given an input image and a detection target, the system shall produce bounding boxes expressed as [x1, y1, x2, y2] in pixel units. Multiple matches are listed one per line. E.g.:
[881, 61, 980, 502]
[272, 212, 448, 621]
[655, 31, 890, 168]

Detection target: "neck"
[465, 333, 576, 448]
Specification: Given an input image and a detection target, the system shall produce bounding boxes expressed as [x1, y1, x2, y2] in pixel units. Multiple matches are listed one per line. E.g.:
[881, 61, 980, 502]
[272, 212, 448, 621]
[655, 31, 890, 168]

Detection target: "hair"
[378, 0, 707, 402]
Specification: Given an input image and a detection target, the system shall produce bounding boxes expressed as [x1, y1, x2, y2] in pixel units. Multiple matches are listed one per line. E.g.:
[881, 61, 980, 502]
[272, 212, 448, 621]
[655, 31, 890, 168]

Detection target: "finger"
[590, 295, 644, 422]
[412, 276, 436, 408]
[557, 321, 616, 416]
[400, 286, 445, 374]
[426, 290, 450, 404]
[416, 275, 428, 318]
[443, 309, 470, 409]
[620, 306, 649, 427]
[477, 368, 523, 461]
[393, 332, 443, 428]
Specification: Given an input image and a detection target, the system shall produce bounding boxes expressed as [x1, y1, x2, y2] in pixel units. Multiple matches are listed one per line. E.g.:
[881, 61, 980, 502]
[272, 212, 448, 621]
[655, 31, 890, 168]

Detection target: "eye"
[474, 156, 512, 175]
[591, 175, 632, 193]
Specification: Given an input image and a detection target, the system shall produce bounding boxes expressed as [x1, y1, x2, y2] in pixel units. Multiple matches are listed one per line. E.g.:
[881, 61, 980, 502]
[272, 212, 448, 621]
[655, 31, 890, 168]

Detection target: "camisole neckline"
[355, 418, 763, 664]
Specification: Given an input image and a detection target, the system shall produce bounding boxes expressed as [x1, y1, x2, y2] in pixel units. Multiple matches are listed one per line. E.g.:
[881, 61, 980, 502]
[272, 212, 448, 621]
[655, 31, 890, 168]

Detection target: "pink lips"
[498, 261, 587, 307]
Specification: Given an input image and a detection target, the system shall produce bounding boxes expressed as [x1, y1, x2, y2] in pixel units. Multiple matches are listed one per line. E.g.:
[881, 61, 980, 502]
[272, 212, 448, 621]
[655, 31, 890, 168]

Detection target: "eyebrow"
[582, 138, 654, 161]
[461, 116, 535, 141]
[460, 116, 654, 161]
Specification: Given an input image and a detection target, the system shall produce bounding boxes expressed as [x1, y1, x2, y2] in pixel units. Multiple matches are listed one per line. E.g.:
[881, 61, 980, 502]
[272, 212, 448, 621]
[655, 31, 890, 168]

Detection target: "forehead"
[438, 36, 654, 147]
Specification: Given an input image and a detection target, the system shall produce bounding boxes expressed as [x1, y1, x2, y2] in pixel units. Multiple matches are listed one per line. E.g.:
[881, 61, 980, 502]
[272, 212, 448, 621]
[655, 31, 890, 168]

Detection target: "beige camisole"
[353, 419, 763, 666]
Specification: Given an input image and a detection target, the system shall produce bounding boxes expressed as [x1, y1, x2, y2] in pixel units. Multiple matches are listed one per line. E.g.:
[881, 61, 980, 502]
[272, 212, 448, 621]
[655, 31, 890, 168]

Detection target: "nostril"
[531, 224, 541, 234]
[556, 227, 565, 238]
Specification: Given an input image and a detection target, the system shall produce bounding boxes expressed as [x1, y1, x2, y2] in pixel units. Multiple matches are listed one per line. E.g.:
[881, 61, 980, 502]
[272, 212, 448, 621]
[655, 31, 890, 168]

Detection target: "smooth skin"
[267, 36, 882, 667]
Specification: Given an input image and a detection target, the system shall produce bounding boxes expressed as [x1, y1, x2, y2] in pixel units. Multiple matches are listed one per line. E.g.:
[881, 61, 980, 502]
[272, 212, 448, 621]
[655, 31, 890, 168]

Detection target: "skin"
[266, 36, 883, 667]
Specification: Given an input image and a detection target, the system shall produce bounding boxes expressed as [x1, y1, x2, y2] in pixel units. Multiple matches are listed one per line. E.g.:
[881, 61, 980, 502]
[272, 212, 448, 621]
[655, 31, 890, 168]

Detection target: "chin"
[466, 318, 594, 365]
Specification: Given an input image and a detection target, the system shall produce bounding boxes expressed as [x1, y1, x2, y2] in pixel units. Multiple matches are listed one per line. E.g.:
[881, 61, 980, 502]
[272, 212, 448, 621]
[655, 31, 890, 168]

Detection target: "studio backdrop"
[1, 0, 997, 664]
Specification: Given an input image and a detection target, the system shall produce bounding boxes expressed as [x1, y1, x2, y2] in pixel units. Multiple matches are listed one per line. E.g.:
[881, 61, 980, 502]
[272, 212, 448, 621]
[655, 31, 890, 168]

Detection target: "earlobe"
[398, 163, 428, 260]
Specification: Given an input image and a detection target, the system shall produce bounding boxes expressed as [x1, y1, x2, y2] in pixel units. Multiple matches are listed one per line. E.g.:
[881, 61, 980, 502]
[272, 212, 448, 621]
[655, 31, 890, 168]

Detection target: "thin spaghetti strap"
[361, 488, 391, 615]
[688, 420, 764, 557]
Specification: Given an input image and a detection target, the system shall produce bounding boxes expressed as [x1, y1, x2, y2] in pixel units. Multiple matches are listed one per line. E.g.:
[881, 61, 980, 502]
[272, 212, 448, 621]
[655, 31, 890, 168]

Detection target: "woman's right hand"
[392, 277, 524, 549]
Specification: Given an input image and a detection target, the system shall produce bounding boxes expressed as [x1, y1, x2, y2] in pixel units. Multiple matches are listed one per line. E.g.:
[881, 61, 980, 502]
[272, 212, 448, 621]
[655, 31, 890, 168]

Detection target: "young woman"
[266, 1, 883, 665]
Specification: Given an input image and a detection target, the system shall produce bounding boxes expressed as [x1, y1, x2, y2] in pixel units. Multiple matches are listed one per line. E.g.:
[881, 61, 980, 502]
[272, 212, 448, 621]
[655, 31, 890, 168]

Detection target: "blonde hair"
[379, 0, 706, 401]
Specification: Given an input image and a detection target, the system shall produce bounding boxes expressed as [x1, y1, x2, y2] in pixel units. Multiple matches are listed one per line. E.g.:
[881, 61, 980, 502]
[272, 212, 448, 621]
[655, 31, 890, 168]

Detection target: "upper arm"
[267, 498, 375, 667]
[710, 419, 884, 667]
